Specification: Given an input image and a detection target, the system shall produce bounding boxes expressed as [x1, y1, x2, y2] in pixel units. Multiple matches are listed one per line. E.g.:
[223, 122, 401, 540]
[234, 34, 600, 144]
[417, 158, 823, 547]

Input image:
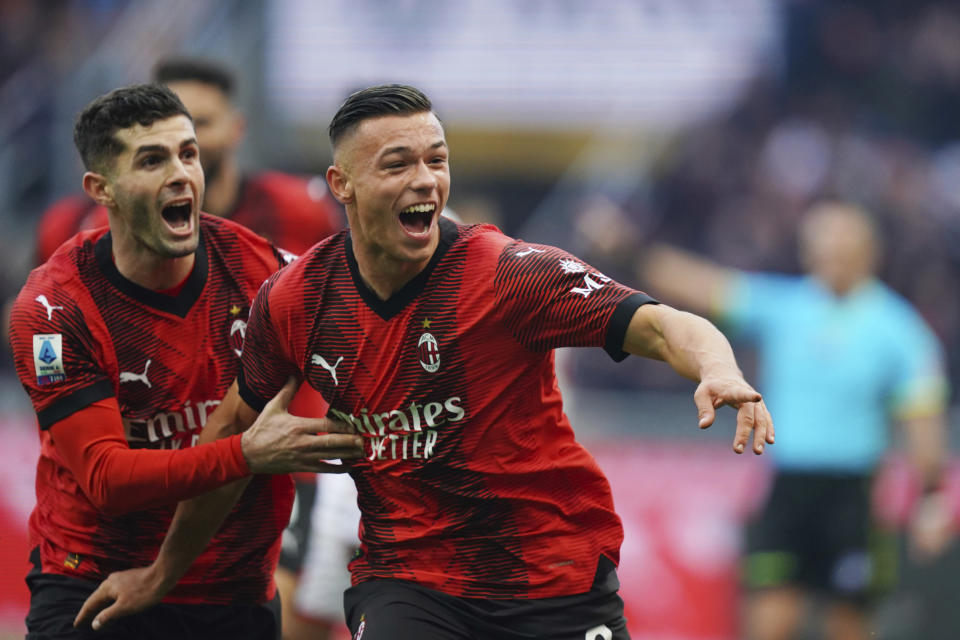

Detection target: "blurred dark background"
[1, 1, 958, 638]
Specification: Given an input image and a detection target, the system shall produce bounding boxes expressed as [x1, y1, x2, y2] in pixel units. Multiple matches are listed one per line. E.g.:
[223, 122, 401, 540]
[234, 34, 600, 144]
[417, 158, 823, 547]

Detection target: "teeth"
[400, 204, 435, 214]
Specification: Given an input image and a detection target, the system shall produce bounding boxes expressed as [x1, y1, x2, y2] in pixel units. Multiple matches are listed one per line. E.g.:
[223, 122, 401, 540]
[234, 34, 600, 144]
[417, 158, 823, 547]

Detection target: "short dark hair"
[151, 56, 236, 98]
[73, 83, 192, 172]
[328, 84, 433, 149]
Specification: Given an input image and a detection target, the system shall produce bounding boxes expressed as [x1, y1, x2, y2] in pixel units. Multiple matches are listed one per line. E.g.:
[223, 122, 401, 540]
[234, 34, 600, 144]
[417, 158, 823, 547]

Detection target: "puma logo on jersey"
[311, 354, 343, 386]
[120, 359, 152, 388]
[516, 246, 545, 257]
[35, 295, 63, 320]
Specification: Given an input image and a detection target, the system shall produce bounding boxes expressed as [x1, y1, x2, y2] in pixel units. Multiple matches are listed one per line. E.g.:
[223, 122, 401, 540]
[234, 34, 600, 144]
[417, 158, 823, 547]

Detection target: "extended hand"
[908, 492, 956, 561]
[73, 566, 167, 631]
[694, 374, 774, 454]
[241, 377, 364, 473]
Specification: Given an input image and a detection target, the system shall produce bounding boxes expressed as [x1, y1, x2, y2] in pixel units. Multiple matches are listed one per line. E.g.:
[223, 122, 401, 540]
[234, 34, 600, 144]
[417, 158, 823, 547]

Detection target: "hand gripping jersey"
[9, 215, 295, 605]
[34, 171, 342, 264]
[238, 218, 655, 599]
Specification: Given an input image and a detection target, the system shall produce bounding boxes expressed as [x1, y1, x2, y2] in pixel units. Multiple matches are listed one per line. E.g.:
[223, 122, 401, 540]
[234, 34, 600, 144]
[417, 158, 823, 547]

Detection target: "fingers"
[264, 376, 302, 414]
[73, 584, 114, 628]
[319, 417, 357, 434]
[751, 404, 767, 454]
[693, 385, 716, 429]
[288, 416, 356, 436]
[760, 400, 775, 444]
[731, 402, 756, 454]
[732, 400, 774, 455]
[89, 602, 120, 631]
[300, 432, 363, 457]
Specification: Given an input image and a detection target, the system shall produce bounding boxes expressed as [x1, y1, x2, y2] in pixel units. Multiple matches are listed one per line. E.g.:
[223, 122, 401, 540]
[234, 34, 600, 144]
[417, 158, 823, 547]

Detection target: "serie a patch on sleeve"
[33, 333, 66, 385]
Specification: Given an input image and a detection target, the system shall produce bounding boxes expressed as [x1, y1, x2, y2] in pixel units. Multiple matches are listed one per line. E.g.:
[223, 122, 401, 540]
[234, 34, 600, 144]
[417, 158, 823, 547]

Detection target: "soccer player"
[641, 202, 953, 640]
[33, 55, 343, 264]
[76, 84, 773, 640]
[21, 57, 346, 638]
[8, 83, 361, 640]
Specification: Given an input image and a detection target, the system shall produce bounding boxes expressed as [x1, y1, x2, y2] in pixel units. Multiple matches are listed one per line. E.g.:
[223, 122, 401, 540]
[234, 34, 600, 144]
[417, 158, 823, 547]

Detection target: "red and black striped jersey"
[9, 214, 295, 605]
[238, 218, 655, 599]
[34, 171, 342, 264]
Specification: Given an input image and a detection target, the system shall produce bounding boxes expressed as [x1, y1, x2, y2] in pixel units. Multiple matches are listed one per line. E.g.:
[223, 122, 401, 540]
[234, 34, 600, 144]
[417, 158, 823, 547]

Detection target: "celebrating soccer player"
[77, 85, 773, 640]
[8, 83, 362, 639]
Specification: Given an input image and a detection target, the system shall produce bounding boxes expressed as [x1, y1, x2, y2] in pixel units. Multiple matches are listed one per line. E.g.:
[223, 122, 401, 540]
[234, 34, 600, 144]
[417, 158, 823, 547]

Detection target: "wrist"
[698, 360, 743, 382]
[145, 561, 178, 594]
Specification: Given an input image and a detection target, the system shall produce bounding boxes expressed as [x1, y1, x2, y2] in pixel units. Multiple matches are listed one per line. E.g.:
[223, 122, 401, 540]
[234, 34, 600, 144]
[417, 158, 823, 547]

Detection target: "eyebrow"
[380, 140, 448, 157]
[133, 138, 199, 156]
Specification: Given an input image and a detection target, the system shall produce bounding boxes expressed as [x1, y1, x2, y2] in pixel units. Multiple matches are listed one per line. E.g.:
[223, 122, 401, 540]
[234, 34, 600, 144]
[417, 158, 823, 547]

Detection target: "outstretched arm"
[74, 378, 362, 630]
[624, 303, 774, 454]
[637, 243, 738, 317]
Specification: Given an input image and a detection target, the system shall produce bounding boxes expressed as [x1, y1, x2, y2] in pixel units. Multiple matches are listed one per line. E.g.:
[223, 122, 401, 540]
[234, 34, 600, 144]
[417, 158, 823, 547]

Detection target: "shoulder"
[264, 231, 347, 302]
[450, 222, 515, 258]
[200, 211, 264, 243]
[11, 257, 89, 337]
[249, 171, 335, 208]
[868, 282, 937, 336]
[200, 213, 292, 278]
[201, 213, 281, 256]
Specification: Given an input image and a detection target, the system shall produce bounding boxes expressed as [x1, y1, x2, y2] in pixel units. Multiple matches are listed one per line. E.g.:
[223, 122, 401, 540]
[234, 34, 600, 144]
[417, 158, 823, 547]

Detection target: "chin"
[160, 238, 200, 259]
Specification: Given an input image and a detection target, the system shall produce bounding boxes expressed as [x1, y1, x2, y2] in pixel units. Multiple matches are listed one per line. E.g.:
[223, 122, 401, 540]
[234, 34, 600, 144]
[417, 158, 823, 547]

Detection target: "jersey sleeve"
[52, 398, 249, 515]
[237, 272, 301, 412]
[886, 306, 949, 419]
[8, 272, 114, 427]
[493, 240, 655, 361]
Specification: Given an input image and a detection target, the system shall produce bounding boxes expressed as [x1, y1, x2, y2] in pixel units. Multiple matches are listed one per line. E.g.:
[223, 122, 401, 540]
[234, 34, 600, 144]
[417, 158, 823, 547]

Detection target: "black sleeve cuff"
[37, 380, 115, 429]
[237, 369, 270, 414]
[604, 292, 659, 362]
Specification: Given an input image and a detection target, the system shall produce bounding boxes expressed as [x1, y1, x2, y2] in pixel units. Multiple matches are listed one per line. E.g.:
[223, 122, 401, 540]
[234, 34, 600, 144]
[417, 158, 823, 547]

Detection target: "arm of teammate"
[74, 379, 363, 630]
[623, 303, 774, 454]
[637, 243, 738, 316]
[51, 399, 249, 516]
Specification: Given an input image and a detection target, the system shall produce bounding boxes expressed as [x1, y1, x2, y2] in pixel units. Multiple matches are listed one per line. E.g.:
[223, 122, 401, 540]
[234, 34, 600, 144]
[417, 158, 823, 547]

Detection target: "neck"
[352, 238, 433, 301]
[111, 233, 195, 291]
[202, 158, 241, 217]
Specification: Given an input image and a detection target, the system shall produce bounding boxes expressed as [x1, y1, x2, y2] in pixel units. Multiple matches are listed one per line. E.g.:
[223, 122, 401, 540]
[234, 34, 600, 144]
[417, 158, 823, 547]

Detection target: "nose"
[167, 155, 190, 188]
[410, 160, 438, 192]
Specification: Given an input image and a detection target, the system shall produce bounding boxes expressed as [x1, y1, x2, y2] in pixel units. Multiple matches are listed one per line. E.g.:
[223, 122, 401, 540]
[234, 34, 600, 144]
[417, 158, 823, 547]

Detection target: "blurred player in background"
[9, 83, 360, 639]
[642, 201, 954, 640]
[34, 56, 343, 263]
[78, 84, 774, 640]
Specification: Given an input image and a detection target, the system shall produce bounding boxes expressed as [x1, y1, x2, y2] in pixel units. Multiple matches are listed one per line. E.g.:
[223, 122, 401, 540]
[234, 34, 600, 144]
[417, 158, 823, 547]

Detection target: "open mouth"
[161, 203, 192, 232]
[398, 203, 435, 234]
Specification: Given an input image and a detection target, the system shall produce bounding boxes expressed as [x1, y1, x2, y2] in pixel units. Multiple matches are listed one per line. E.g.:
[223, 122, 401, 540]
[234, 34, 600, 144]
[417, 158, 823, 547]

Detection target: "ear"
[326, 164, 353, 205]
[82, 172, 114, 208]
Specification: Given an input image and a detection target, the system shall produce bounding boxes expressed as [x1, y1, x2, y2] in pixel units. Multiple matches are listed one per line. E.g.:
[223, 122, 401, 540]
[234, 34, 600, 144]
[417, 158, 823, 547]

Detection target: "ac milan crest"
[418, 332, 440, 373]
[228, 304, 249, 357]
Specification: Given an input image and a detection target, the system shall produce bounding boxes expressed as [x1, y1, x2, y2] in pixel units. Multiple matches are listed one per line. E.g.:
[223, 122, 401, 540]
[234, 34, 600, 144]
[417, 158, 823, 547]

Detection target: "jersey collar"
[345, 216, 458, 321]
[94, 231, 209, 318]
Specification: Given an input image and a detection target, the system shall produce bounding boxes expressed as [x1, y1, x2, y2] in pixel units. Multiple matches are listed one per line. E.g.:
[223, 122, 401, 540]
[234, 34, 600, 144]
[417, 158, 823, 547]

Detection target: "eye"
[181, 147, 198, 160]
[140, 155, 162, 168]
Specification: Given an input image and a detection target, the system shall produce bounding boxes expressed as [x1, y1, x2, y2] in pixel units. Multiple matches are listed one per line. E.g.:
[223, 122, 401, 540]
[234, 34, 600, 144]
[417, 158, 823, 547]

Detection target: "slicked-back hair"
[328, 84, 433, 150]
[73, 83, 192, 173]
[152, 56, 236, 98]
